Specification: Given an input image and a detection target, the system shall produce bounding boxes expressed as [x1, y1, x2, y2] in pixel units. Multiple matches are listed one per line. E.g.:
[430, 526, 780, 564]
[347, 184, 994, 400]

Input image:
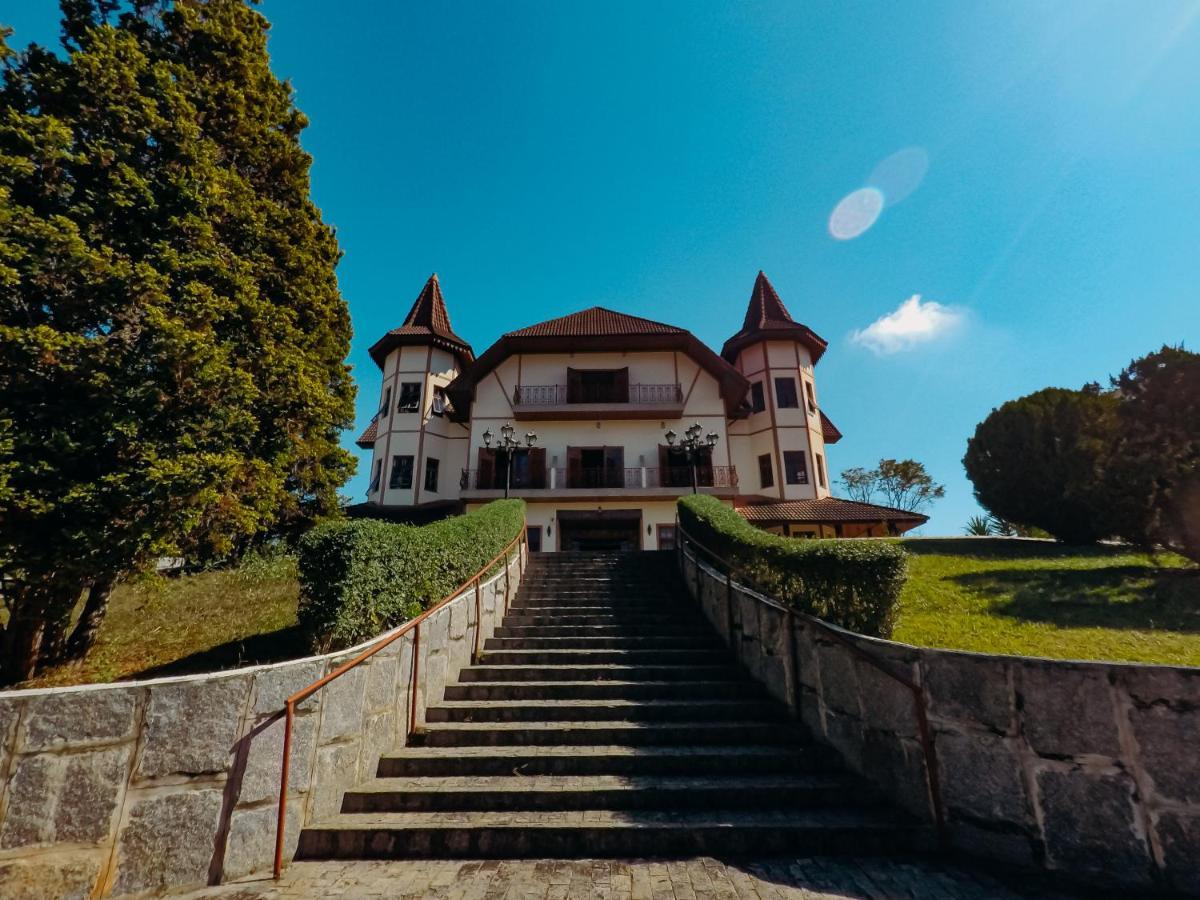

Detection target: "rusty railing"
[674, 521, 946, 842]
[271, 526, 527, 878]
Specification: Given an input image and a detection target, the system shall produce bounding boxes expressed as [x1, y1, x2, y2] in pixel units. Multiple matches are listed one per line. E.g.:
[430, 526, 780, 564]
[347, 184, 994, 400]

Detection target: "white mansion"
[354, 272, 925, 551]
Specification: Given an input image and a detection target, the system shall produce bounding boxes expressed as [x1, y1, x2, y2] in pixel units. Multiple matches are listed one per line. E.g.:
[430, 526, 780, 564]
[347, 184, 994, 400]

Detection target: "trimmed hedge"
[677, 495, 907, 637]
[297, 500, 525, 650]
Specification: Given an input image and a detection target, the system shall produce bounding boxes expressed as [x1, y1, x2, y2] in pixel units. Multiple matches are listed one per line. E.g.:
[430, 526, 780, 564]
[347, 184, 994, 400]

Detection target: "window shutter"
[477, 447, 496, 489]
[529, 447, 547, 488]
[567, 447, 583, 487]
[567, 368, 583, 404]
[604, 446, 624, 487]
[615, 367, 630, 403]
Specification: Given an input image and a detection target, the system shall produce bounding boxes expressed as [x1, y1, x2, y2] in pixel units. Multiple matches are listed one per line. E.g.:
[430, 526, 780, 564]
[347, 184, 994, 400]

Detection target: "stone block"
[0, 852, 103, 900]
[798, 686, 824, 738]
[794, 622, 820, 691]
[1018, 663, 1120, 759]
[0, 744, 131, 848]
[0, 697, 21, 775]
[239, 711, 318, 806]
[822, 708, 864, 772]
[947, 819, 1039, 868]
[936, 730, 1029, 826]
[138, 676, 250, 778]
[923, 651, 1013, 732]
[1036, 767, 1151, 884]
[221, 798, 303, 881]
[861, 729, 931, 821]
[365, 654, 399, 713]
[309, 741, 361, 820]
[816, 641, 860, 717]
[450, 595, 469, 641]
[315, 666, 365, 743]
[112, 788, 224, 895]
[251, 659, 325, 715]
[1125, 683, 1200, 806]
[360, 710, 397, 782]
[1155, 810, 1200, 896]
[21, 688, 141, 752]
[856, 658, 917, 738]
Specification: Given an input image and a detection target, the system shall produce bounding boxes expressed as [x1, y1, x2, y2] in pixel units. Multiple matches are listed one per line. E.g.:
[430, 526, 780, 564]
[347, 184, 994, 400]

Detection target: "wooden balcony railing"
[460, 465, 738, 491]
[512, 383, 683, 406]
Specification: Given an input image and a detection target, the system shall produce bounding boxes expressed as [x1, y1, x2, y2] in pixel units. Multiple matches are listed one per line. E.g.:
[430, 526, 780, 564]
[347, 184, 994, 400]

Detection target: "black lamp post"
[482, 423, 537, 499]
[665, 422, 719, 493]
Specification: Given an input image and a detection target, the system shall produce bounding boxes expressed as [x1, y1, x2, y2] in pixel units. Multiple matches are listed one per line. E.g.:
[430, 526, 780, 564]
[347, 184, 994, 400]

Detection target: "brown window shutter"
[529, 447, 547, 488]
[567, 368, 583, 404]
[477, 447, 496, 489]
[567, 446, 583, 487]
[604, 446, 625, 487]
[615, 367, 630, 403]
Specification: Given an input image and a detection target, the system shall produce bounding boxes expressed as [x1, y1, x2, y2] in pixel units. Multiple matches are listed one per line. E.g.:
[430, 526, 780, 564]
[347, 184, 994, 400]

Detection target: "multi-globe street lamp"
[482, 423, 537, 499]
[664, 422, 719, 493]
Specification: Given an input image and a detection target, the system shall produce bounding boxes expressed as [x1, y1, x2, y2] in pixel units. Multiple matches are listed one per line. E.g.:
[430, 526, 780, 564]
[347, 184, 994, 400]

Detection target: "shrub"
[297, 500, 525, 650]
[677, 495, 907, 637]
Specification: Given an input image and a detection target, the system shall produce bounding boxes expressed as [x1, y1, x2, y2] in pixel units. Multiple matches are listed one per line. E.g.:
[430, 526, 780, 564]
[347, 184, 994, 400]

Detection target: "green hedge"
[677, 495, 907, 637]
[297, 500, 525, 650]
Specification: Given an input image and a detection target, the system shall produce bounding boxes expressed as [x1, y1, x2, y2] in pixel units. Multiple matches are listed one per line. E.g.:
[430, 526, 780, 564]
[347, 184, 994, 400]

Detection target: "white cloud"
[851, 295, 967, 355]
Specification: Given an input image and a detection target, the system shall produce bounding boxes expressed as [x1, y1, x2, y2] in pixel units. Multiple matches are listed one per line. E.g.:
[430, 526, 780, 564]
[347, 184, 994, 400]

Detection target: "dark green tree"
[0, 1, 354, 684]
[1107, 346, 1200, 562]
[963, 388, 1121, 544]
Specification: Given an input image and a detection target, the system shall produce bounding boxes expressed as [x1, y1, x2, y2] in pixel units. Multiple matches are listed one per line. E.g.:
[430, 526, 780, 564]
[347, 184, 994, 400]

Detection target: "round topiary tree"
[963, 387, 1122, 544]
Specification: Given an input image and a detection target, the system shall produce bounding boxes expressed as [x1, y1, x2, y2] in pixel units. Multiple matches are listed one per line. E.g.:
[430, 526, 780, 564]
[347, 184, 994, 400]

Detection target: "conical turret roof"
[721, 271, 827, 364]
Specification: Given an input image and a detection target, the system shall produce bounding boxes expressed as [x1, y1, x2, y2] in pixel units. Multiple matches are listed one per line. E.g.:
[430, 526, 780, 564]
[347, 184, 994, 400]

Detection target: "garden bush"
[677, 495, 907, 637]
[297, 500, 525, 650]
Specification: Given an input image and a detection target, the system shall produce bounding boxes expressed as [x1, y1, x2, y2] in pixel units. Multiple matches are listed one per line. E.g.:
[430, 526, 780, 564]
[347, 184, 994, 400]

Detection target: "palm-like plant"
[964, 515, 994, 536]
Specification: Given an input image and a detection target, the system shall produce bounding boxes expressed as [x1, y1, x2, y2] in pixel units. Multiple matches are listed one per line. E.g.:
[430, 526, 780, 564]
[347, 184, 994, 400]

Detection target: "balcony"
[459, 465, 738, 498]
[510, 383, 684, 420]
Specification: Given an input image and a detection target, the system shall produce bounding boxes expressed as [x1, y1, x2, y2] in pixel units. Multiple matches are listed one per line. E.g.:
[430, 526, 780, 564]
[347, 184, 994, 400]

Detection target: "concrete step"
[493, 624, 709, 637]
[457, 664, 741, 683]
[507, 605, 683, 616]
[410, 719, 801, 747]
[442, 680, 762, 702]
[482, 636, 719, 651]
[376, 744, 839, 778]
[424, 699, 782, 724]
[478, 649, 729, 665]
[341, 774, 872, 813]
[296, 808, 933, 860]
[499, 614, 681, 627]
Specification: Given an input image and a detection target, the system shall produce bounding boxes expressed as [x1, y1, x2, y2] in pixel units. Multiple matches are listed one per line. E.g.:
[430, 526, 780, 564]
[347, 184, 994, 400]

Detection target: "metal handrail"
[674, 521, 946, 841]
[271, 525, 527, 879]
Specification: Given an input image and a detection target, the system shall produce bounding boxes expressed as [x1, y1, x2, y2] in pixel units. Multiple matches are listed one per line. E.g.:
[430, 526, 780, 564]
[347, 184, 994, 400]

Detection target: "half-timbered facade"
[355, 272, 926, 550]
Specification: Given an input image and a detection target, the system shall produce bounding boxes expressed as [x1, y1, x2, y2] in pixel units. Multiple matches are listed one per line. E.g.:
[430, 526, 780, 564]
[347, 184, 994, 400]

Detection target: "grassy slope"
[894, 538, 1200, 666]
[17, 554, 303, 689]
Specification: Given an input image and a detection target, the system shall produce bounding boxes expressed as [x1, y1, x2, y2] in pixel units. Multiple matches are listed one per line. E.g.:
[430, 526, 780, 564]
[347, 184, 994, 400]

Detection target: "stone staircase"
[296, 551, 932, 859]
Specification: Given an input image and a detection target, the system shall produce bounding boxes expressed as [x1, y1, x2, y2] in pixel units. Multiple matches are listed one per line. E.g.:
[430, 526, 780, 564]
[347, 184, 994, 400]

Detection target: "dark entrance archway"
[556, 509, 642, 552]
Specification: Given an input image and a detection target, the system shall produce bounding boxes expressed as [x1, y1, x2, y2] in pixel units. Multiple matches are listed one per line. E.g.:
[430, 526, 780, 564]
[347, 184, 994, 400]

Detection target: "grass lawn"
[894, 538, 1200, 666]
[11, 553, 304, 689]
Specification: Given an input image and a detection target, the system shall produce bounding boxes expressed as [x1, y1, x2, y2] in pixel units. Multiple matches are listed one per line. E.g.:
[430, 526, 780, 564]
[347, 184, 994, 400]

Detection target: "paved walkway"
[191, 857, 1079, 899]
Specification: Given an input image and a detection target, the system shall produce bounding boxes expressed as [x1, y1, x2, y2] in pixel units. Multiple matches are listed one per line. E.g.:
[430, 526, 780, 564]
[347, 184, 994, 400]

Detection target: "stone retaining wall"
[0, 547, 525, 898]
[680, 545, 1200, 895]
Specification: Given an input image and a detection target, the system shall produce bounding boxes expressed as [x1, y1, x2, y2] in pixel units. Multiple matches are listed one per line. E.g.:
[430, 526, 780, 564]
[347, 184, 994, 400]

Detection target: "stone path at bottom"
[188, 857, 1080, 899]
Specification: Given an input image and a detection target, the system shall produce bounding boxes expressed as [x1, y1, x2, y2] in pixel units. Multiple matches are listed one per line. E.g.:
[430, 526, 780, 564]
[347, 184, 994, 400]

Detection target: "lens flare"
[868, 147, 929, 207]
[828, 187, 884, 240]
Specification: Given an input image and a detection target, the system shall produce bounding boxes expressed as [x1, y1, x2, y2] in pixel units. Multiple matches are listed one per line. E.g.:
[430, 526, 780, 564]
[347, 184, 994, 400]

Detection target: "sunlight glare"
[828, 187, 884, 240]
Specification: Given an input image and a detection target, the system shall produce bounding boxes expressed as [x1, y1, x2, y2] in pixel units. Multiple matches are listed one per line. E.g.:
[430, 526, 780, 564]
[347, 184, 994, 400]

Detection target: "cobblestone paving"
[190, 857, 1080, 899]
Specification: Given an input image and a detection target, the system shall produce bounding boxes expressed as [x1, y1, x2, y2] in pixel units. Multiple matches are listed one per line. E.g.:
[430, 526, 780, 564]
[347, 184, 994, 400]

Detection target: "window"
[566, 367, 629, 404]
[657, 524, 677, 551]
[805, 381, 817, 415]
[750, 381, 766, 413]
[368, 459, 382, 493]
[758, 453, 774, 489]
[377, 387, 391, 419]
[389, 455, 413, 489]
[816, 453, 827, 489]
[774, 377, 799, 409]
[526, 526, 543, 553]
[783, 450, 808, 485]
[431, 387, 446, 416]
[398, 381, 421, 413]
[424, 458, 440, 493]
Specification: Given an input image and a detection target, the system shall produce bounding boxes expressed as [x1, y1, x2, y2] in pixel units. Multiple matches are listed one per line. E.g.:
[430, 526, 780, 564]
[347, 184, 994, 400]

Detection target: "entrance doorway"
[557, 509, 642, 552]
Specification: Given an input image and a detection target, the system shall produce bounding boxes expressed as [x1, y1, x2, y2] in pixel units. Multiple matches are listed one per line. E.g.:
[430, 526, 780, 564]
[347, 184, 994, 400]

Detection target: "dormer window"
[377, 387, 391, 419]
[750, 382, 766, 413]
[774, 377, 800, 409]
[805, 381, 817, 415]
[431, 387, 446, 417]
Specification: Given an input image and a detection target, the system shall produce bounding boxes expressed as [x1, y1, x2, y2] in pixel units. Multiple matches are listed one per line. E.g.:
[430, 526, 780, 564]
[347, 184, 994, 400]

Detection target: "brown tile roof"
[721, 271, 828, 365]
[505, 307, 687, 338]
[355, 418, 379, 448]
[368, 274, 474, 368]
[820, 410, 842, 444]
[737, 497, 927, 524]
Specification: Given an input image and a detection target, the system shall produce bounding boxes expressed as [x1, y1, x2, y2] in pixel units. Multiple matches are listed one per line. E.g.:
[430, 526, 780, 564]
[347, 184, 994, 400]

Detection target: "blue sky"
[6, 2, 1200, 534]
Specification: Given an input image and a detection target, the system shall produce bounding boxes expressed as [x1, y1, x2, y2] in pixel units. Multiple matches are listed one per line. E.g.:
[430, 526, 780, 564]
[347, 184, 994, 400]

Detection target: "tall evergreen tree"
[0, 1, 354, 684]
